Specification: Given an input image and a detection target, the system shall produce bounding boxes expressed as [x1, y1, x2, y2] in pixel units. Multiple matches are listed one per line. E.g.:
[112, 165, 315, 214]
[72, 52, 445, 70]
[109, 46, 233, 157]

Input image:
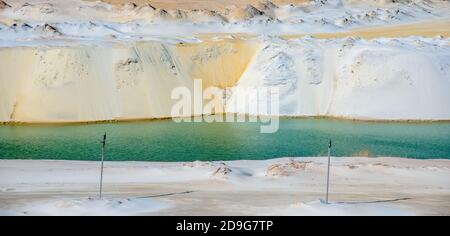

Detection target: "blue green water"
[0, 118, 449, 161]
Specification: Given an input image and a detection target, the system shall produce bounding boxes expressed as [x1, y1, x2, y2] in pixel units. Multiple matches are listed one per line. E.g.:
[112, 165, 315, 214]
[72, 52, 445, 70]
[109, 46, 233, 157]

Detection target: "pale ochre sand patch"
[0, 157, 449, 215]
[283, 19, 450, 39]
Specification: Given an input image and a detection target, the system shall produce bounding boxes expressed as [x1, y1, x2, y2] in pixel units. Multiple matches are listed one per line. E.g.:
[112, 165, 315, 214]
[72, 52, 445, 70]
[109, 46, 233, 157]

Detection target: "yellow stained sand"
[0, 39, 260, 122]
[94, 0, 309, 10]
[283, 19, 450, 39]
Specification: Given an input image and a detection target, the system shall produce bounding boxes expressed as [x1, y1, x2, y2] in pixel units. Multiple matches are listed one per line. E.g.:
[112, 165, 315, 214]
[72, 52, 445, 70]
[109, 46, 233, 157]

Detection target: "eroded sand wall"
[0, 40, 259, 122]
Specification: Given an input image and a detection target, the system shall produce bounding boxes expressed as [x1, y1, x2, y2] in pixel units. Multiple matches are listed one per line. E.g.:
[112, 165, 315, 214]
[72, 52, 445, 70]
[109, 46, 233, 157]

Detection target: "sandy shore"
[0, 157, 449, 215]
[92, 0, 309, 10]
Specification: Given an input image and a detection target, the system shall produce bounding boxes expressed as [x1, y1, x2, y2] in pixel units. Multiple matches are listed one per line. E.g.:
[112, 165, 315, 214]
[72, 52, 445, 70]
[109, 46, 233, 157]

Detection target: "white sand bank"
[1, 1, 450, 123]
[1, 36, 449, 122]
[0, 157, 449, 215]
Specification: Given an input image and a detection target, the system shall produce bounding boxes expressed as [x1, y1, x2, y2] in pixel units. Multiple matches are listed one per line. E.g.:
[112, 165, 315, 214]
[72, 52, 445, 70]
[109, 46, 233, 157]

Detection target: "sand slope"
[308, 19, 450, 39]
[0, 0, 449, 122]
[1, 36, 449, 122]
[227, 36, 450, 120]
[0, 157, 449, 215]
[93, 0, 309, 10]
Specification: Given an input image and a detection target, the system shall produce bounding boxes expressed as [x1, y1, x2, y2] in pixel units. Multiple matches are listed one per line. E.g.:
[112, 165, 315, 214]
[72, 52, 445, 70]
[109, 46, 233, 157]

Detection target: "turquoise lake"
[0, 118, 449, 161]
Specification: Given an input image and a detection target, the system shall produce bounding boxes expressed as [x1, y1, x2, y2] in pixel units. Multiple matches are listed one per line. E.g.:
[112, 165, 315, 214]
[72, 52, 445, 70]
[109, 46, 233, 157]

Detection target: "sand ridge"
[296, 19, 450, 39]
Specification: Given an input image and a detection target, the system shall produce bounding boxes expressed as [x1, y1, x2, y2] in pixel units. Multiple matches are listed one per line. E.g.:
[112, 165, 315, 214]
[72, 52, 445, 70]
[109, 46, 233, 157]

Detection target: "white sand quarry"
[0, 0, 450, 216]
[0, 157, 449, 215]
[0, 0, 450, 122]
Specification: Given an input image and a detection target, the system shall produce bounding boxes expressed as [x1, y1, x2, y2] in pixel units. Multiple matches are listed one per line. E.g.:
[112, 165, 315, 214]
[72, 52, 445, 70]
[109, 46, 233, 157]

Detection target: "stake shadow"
[136, 190, 195, 199]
